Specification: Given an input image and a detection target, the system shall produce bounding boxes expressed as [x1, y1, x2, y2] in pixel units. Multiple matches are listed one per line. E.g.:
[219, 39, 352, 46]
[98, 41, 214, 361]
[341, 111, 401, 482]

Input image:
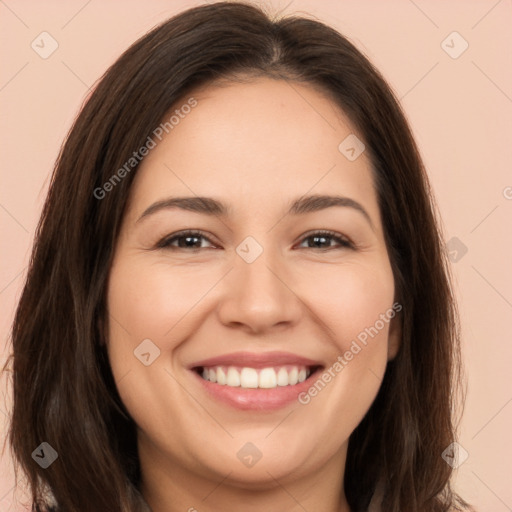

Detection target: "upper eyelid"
[158, 230, 217, 246]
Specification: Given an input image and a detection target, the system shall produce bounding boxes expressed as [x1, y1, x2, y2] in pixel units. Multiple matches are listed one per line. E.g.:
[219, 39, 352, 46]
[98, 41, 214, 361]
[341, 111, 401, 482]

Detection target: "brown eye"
[157, 230, 216, 250]
[298, 230, 354, 250]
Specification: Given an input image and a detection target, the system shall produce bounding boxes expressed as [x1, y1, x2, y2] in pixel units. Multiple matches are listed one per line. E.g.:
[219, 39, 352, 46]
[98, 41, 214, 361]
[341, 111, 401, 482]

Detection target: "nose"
[216, 245, 303, 334]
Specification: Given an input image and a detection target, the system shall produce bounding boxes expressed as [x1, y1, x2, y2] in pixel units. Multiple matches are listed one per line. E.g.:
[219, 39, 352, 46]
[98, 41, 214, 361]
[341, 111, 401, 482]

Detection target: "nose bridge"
[236, 235, 286, 303]
[217, 234, 301, 331]
[239, 241, 281, 294]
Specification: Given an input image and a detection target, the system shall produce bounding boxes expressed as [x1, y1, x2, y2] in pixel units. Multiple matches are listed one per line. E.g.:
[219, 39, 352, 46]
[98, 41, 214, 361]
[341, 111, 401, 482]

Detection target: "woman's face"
[106, 77, 400, 492]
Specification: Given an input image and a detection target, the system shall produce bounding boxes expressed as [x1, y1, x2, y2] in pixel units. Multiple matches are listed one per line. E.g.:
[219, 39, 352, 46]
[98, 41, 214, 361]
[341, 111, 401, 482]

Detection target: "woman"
[6, 2, 473, 511]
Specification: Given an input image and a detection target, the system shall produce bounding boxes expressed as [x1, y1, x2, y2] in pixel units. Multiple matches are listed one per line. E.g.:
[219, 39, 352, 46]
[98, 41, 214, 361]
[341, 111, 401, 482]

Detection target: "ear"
[387, 308, 402, 361]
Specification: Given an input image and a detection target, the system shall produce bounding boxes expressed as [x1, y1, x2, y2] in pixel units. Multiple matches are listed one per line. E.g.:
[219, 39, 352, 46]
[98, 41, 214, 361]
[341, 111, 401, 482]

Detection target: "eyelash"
[155, 229, 354, 251]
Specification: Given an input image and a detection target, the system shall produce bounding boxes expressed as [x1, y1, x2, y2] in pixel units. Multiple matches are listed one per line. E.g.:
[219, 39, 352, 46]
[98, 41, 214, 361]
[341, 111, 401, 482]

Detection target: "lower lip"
[191, 368, 322, 411]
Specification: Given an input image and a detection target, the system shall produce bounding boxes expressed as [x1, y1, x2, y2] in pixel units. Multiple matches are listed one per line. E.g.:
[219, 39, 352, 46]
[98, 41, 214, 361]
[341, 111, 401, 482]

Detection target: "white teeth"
[277, 367, 289, 386]
[259, 368, 277, 388]
[226, 367, 240, 387]
[200, 365, 313, 388]
[240, 368, 259, 388]
[288, 367, 298, 385]
[217, 367, 227, 385]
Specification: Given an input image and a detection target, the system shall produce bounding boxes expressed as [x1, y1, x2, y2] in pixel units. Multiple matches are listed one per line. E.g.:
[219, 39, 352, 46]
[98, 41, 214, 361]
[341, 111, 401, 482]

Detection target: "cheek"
[106, 257, 214, 346]
[104, 257, 225, 425]
[301, 258, 395, 347]
[294, 260, 395, 440]
[105, 261, 185, 440]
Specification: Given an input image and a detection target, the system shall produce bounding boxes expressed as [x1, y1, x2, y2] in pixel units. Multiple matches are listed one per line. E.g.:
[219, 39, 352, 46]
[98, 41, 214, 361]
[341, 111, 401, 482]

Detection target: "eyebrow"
[136, 194, 374, 228]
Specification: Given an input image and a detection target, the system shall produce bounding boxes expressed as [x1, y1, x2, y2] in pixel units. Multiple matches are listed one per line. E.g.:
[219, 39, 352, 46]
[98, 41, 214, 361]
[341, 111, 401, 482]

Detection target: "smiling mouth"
[193, 364, 323, 389]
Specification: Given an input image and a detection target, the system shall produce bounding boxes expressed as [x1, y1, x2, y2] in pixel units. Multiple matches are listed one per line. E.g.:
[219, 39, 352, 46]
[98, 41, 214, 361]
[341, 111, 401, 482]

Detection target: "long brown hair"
[5, 2, 472, 511]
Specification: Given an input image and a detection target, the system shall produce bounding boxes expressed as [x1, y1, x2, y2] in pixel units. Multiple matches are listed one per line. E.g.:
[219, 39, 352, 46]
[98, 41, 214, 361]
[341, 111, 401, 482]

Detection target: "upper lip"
[190, 351, 324, 369]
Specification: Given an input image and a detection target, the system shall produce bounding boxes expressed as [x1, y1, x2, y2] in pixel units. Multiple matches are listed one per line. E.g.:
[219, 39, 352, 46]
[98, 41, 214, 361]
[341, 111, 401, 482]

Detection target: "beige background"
[1, 0, 511, 510]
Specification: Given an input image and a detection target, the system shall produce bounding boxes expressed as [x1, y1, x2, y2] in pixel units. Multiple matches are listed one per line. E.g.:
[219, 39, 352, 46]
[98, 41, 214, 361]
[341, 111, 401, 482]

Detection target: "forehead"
[127, 77, 377, 220]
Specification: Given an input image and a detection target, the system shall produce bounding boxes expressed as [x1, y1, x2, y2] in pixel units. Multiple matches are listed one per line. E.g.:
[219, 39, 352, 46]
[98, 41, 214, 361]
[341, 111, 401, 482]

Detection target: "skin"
[106, 77, 401, 512]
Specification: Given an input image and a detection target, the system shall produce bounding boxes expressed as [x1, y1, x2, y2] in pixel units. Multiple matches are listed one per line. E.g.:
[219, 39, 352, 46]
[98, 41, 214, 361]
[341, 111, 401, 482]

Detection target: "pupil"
[181, 235, 199, 247]
[312, 235, 327, 247]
